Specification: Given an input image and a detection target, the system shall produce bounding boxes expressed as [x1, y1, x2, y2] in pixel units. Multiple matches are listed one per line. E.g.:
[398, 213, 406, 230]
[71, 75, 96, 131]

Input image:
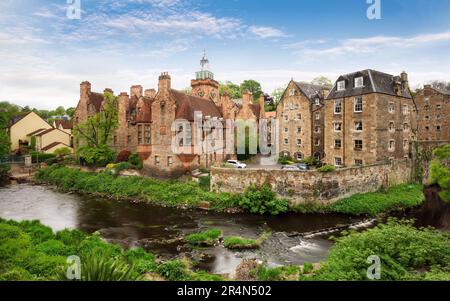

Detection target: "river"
[0, 183, 448, 276]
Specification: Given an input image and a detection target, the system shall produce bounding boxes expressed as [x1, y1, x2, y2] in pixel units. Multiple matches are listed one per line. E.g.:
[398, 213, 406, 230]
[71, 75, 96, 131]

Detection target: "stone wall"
[211, 159, 412, 205]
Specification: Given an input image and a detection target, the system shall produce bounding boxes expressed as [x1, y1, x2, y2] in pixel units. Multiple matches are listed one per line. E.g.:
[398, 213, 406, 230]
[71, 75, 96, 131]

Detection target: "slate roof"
[294, 82, 325, 100]
[432, 87, 450, 96]
[326, 69, 412, 99]
[88, 92, 104, 112]
[171, 89, 222, 121]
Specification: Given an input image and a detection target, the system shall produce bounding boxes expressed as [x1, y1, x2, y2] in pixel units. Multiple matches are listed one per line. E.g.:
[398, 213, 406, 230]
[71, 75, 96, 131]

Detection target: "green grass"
[185, 229, 222, 246]
[0, 219, 225, 281]
[292, 184, 425, 216]
[223, 231, 271, 250]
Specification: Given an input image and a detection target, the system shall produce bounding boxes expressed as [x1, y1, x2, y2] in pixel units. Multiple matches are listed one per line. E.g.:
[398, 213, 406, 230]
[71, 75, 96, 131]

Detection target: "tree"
[311, 76, 333, 89]
[240, 80, 262, 102]
[219, 81, 242, 99]
[0, 129, 9, 157]
[428, 80, 450, 91]
[54, 106, 66, 116]
[66, 107, 76, 118]
[271, 86, 287, 105]
[73, 92, 119, 148]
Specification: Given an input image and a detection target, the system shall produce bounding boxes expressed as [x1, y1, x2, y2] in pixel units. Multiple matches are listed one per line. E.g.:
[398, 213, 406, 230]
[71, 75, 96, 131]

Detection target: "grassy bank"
[293, 184, 425, 216]
[0, 219, 223, 281]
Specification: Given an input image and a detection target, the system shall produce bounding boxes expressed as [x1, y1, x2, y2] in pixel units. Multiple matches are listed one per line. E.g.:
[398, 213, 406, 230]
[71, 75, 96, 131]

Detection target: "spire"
[196, 49, 214, 80]
[200, 49, 210, 71]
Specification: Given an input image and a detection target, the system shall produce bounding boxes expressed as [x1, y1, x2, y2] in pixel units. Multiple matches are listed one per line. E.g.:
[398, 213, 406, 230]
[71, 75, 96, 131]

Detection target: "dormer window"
[354, 76, 364, 88]
[337, 80, 346, 91]
[315, 98, 320, 106]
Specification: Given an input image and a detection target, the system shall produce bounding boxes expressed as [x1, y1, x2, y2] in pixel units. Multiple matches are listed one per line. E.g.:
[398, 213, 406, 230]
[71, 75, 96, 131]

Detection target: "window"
[138, 125, 142, 144]
[297, 139, 302, 146]
[402, 104, 409, 115]
[389, 102, 395, 113]
[334, 122, 342, 132]
[127, 121, 131, 128]
[425, 116, 430, 121]
[335, 157, 343, 167]
[284, 127, 289, 133]
[334, 99, 342, 114]
[436, 114, 441, 120]
[155, 156, 160, 166]
[297, 113, 302, 120]
[297, 127, 302, 134]
[315, 113, 320, 120]
[284, 138, 289, 145]
[355, 121, 363, 132]
[403, 140, 409, 150]
[337, 81, 346, 91]
[354, 76, 364, 88]
[167, 156, 172, 166]
[354, 159, 363, 166]
[389, 140, 395, 151]
[424, 105, 430, 111]
[315, 139, 320, 146]
[389, 122, 395, 132]
[315, 126, 321, 133]
[403, 123, 409, 131]
[296, 153, 303, 160]
[315, 98, 320, 106]
[335, 139, 342, 148]
[425, 126, 430, 131]
[144, 125, 151, 144]
[354, 140, 363, 151]
[436, 125, 441, 132]
[284, 115, 288, 121]
[289, 89, 295, 96]
[354, 96, 363, 112]
[437, 104, 442, 110]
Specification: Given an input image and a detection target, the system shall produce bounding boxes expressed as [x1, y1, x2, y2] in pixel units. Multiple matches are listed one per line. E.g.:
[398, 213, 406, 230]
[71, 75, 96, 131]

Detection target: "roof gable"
[170, 89, 222, 121]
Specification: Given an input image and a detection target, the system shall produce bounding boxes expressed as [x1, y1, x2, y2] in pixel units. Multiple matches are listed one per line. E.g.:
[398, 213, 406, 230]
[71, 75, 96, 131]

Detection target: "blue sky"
[1, 0, 450, 109]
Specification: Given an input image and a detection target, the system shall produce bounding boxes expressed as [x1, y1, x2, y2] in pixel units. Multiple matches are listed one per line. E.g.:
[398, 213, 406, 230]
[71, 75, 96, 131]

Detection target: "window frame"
[354, 96, 363, 112]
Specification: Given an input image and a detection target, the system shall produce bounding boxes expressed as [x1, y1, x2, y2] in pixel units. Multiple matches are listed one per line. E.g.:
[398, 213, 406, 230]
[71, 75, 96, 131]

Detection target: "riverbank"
[34, 165, 425, 217]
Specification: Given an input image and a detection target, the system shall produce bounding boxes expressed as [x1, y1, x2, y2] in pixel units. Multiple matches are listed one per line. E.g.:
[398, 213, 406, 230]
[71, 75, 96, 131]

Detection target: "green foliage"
[329, 184, 424, 216]
[256, 265, 301, 281]
[156, 260, 190, 281]
[300, 156, 320, 166]
[219, 81, 242, 99]
[311, 76, 333, 89]
[30, 152, 56, 164]
[223, 236, 259, 249]
[199, 175, 211, 191]
[54, 147, 71, 157]
[0, 163, 10, 180]
[302, 262, 314, 274]
[128, 153, 143, 170]
[278, 155, 293, 165]
[185, 229, 221, 246]
[313, 219, 450, 280]
[430, 145, 450, 202]
[239, 184, 289, 215]
[271, 86, 287, 105]
[34, 165, 244, 213]
[240, 79, 263, 102]
[78, 145, 116, 167]
[124, 247, 157, 274]
[318, 164, 336, 173]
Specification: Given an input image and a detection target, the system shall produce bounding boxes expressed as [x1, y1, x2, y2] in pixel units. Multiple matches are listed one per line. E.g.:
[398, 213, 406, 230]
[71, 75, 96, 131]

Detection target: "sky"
[1, 0, 450, 109]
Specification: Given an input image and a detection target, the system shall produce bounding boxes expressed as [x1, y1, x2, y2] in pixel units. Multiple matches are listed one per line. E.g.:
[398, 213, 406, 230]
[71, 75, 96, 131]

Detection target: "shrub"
[185, 229, 221, 246]
[256, 265, 300, 281]
[34, 239, 75, 257]
[55, 229, 87, 246]
[199, 175, 211, 191]
[300, 156, 319, 166]
[156, 260, 190, 281]
[239, 184, 289, 215]
[116, 150, 132, 163]
[430, 145, 450, 202]
[0, 163, 10, 180]
[278, 155, 293, 165]
[54, 147, 71, 157]
[31, 152, 56, 164]
[113, 162, 134, 173]
[302, 262, 314, 274]
[124, 247, 157, 274]
[128, 153, 143, 170]
[77, 145, 116, 167]
[318, 164, 336, 173]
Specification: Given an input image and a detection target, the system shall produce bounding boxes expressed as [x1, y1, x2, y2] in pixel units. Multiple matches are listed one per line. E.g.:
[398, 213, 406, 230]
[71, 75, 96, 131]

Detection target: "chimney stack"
[144, 89, 156, 98]
[400, 71, 409, 90]
[130, 85, 143, 98]
[104, 88, 114, 95]
[80, 81, 91, 98]
[242, 90, 252, 106]
[158, 72, 171, 92]
[259, 94, 266, 118]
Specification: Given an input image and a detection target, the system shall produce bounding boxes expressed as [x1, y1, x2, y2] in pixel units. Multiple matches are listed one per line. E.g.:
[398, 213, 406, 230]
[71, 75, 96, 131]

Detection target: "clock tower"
[191, 50, 220, 107]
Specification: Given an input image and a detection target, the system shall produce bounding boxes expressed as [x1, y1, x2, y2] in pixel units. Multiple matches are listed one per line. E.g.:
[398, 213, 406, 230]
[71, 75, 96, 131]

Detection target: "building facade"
[276, 80, 328, 161]
[324, 69, 416, 167]
[415, 84, 450, 142]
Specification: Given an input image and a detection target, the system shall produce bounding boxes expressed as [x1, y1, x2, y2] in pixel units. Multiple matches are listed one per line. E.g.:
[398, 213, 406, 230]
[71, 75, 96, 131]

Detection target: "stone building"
[276, 80, 328, 161]
[415, 84, 450, 142]
[324, 69, 416, 167]
[73, 54, 266, 177]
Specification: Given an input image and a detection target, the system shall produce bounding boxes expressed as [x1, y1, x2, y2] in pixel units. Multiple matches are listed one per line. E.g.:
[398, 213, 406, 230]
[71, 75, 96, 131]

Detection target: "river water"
[0, 184, 448, 276]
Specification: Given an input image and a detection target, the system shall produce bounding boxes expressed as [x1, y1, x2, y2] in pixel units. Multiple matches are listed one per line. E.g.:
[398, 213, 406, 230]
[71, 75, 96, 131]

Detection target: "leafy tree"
[311, 76, 333, 89]
[430, 145, 450, 202]
[271, 86, 287, 105]
[73, 92, 118, 148]
[0, 129, 9, 157]
[65, 107, 76, 118]
[54, 106, 66, 116]
[240, 80, 262, 102]
[219, 81, 242, 99]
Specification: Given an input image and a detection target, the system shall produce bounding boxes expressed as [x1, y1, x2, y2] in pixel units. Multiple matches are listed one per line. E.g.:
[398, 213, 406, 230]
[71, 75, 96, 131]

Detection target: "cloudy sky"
[1, 0, 450, 109]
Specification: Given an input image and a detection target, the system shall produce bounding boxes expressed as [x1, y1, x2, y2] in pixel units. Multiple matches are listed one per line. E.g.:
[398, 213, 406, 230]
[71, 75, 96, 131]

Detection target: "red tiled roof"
[135, 97, 153, 123]
[171, 89, 221, 121]
[54, 119, 73, 130]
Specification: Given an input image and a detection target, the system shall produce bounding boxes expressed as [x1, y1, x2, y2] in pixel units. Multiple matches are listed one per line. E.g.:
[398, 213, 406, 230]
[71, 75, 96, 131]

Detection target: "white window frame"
[315, 113, 320, 120]
[337, 81, 346, 91]
[388, 102, 395, 113]
[335, 157, 343, 167]
[334, 99, 342, 114]
[354, 96, 363, 112]
[402, 104, 409, 115]
[389, 140, 395, 151]
[315, 98, 320, 106]
[354, 76, 364, 88]
[334, 139, 342, 148]
[334, 122, 342, 132]
[297, 139, 302, 146]
[289, 89, 295, 96]
[355, 121, 363, 132]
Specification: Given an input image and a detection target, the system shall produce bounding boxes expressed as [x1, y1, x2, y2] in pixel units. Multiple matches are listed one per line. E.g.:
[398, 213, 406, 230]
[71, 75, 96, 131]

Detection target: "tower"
[191, 50, 220, 106]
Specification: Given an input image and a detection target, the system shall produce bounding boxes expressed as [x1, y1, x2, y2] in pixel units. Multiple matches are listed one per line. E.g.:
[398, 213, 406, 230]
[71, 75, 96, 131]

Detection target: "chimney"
[80, 81, 91, 98]
[118, 92, 129, 126]
[259, 94, 266, 118]
[424, 84, 432, 90]
[130, 85, 143, 98]
[144, 89, 156, 98]
[158, 72, 171, 92]
[400, 71, 409, 90]
[220, 92, 231, 118]
[104, 88, 114, 95]
[242, 90, 252, 107]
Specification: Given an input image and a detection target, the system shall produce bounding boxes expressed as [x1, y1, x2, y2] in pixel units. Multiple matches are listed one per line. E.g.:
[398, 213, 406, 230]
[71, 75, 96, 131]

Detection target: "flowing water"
[0, 184, 448, 276]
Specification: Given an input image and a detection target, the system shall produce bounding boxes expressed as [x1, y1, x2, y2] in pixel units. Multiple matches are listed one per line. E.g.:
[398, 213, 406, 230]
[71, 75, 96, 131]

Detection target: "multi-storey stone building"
[276, 80, 328, 161]
[415, 84, 450, 142]
[324, 69, 416, 167]
[73, 54, 266, 177]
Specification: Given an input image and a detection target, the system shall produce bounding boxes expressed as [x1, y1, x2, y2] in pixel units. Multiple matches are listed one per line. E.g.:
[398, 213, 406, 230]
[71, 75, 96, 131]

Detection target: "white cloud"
[248, 26, 288, 39]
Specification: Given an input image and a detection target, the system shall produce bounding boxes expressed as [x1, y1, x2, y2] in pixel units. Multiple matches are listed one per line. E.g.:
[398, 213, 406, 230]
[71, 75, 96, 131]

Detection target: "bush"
[313, 219, 450, 280]
[156, 260, 190, 281]
[430, 145, 450, 202]
[185, 229, 221, 246]
[300, 156, 319, 166]
[128, 153, 143, 170]
[116, 150, 132, 163]
[0, 163, 10, 179]
[77, 145, 116, 167]
[54, 147, 71, 157]
[199, 175, 211, 191]
[318, 164, 336, 173]
[256, 265, 301, 281]
[278, 155, 293, 165]
[31, 152, 56, 164]
[239, 184, 289, 215]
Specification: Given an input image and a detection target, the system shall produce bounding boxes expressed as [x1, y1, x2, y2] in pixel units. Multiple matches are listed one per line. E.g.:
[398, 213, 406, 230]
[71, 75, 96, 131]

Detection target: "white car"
[281, 165, 301, 171]
[227, 160, 247, 169]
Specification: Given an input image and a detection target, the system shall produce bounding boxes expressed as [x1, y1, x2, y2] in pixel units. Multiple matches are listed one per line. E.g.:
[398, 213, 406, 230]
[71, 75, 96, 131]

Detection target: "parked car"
[226, 160, 247, 169]
[281, 165, 301, 171]
[296, 163, 309, 171]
